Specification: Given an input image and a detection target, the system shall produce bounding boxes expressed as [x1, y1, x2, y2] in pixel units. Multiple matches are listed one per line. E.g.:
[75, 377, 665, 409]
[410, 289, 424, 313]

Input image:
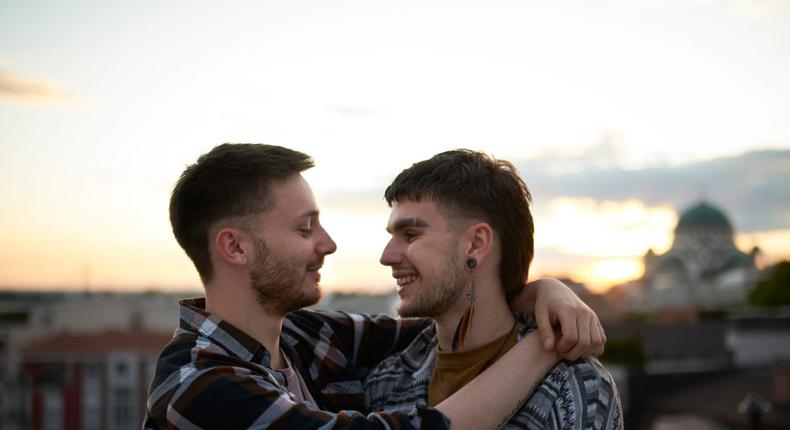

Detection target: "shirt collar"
[179, 298, 271, 366]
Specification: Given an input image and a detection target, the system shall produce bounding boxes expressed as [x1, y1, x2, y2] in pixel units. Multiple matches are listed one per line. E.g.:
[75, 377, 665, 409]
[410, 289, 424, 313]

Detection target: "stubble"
[249, 236, 321, 315]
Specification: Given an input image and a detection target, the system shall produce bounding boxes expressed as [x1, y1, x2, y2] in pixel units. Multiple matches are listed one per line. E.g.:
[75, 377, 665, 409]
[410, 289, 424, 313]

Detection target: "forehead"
[267, 174, 318, 218]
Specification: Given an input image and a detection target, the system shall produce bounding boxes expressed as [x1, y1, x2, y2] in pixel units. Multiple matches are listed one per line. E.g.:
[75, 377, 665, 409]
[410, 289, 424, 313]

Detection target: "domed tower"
[640, 200, 758, 311]
[672, 202, 737, 277]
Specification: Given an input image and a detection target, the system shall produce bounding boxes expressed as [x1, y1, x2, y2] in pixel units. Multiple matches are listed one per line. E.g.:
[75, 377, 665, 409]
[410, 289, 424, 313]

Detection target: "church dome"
[675, 201, 733, 234]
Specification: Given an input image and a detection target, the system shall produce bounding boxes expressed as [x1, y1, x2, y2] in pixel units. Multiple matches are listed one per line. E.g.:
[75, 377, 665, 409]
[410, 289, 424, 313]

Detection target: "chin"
[303, 285, 322, 307]
[397, 302, 426, 319]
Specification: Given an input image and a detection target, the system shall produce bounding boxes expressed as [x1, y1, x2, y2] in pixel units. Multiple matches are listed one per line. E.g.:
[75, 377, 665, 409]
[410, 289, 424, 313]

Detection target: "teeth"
[396, 275, 417, 286]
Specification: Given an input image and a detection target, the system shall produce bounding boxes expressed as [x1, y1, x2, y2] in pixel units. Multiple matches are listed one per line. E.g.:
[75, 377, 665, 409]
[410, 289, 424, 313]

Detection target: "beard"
[397, 247, 467, 318]
[249, 236, 322, 316]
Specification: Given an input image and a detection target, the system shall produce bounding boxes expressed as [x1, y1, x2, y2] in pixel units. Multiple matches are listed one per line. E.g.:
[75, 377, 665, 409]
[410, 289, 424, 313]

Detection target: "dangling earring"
[452, 258, 477, 352]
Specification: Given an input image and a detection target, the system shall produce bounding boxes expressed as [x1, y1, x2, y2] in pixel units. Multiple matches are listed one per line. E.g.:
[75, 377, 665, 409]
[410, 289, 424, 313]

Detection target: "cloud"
[523, 132, 630, 174]
[535, 198, 677, 257]
[0, 71, 69, 103]
[323, 148, 790, 233]
[516, 149, 790, 232]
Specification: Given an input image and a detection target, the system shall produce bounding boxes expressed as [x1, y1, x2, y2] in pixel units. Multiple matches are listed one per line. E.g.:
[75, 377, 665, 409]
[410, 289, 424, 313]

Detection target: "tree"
[749, 261, 790, 307]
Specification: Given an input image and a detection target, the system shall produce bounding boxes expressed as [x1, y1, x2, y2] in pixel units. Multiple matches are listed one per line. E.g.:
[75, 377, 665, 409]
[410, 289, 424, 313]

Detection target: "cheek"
[404, 243, 423, 261]
[277, 239, 312, 262]
[407, 241, 444, 266]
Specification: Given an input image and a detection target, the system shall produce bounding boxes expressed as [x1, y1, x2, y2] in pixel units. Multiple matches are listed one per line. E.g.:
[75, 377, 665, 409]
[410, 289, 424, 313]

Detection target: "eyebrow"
[298, 209, 320, 219]
[387, 217, 429, 233]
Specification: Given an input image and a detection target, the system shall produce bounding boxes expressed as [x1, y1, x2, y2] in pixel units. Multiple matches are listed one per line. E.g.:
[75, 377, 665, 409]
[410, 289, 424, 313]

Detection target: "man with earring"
[366, 149, 623, 429]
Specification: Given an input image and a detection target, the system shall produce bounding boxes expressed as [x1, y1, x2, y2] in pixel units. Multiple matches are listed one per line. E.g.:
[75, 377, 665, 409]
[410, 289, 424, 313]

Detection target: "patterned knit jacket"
[363, 315, 624, 430]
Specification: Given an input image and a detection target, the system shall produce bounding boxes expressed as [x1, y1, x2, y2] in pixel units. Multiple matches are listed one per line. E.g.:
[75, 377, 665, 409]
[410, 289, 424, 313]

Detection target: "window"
[42, 388, 63, 430]
[114, 360, 128, 377]
[111, 387, 133, 430]
[82, 363, 101, 430]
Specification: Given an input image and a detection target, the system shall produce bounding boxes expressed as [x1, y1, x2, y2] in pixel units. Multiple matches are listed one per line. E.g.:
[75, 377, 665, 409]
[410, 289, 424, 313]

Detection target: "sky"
[1, 0, 789, 294]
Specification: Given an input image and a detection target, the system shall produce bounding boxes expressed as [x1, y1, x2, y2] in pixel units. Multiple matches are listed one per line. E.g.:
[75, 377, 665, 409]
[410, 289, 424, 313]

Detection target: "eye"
[403, 231, 418, 243]
[298, 227, 313, 236]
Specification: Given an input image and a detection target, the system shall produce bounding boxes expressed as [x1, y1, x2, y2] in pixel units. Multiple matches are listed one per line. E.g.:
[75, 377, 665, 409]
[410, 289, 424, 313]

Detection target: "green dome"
[675, 201, 733, 234]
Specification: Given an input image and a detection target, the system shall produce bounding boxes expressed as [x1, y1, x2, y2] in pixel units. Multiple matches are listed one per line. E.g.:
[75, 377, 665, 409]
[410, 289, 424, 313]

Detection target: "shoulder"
[548, 358, 620, 412]
[147, 335, 290, 429]
[148, 328, 202, 392]
[515, 358, 622, 429]
[146, 328, 282, 427]
[151, 364, 296, 429]
[549, 357, 616, 394]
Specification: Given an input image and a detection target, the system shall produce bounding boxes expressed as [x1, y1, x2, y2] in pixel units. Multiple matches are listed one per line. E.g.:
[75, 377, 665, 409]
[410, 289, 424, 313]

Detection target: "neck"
[204, 276, 288, 369]
[434, 278, 515, 353]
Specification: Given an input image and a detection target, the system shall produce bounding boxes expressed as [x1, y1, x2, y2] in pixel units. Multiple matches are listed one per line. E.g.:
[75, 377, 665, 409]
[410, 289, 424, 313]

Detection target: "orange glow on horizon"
[1, 199, 789, 296]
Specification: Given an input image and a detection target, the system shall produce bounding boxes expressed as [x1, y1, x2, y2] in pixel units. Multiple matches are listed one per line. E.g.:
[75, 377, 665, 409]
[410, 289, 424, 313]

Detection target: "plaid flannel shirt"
[364, 315, 624, 430]
[143, 298, 448, 429]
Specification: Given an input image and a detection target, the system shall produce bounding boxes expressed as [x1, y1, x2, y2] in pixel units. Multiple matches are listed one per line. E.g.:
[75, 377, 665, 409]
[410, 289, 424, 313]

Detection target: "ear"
[464, 222, 494, 265]
[213, 227, 254, 268]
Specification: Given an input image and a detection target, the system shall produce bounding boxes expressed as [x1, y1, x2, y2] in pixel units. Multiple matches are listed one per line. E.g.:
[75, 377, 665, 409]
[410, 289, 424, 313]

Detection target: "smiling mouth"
[396, 275, 418, 286]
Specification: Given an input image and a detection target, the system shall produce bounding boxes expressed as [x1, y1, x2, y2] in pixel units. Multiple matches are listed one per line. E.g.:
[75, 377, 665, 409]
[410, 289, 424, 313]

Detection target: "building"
[637, 370, 790, 429]
[726, 307, 790, 369]
[0, 291, 185, 430]
[642, 321, 732, 374]
[22, 330, 171, 430]
[639, 200, 759, 311]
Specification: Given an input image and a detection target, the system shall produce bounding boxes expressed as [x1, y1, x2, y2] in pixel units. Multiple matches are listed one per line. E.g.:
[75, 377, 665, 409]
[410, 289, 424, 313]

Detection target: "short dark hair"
[170, 143, 314, 283]
[384, 149, 534, 302]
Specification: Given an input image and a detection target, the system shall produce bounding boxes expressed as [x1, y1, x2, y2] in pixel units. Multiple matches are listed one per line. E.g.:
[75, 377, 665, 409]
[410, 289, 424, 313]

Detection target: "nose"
[317, 226, 337, 256]
[379, 238, 402, 266]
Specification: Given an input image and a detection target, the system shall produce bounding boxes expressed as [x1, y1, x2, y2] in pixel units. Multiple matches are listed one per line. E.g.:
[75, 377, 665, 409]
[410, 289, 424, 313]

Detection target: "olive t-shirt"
[427, 325, 518, 406]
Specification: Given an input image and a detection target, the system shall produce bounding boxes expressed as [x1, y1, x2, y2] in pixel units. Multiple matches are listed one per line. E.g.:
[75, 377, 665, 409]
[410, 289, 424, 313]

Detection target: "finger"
[596, 320, 607, 356]
[555, 311, 579, 354]
[566, 317, 591, 361]
[581, 311, 598, 350]
[590, 318, 604, 357]
[535, 303, 556, 351]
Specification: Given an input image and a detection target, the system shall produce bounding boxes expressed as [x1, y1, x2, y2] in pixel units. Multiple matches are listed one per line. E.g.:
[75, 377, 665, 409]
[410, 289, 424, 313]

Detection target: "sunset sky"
[2, 0, 789, 294]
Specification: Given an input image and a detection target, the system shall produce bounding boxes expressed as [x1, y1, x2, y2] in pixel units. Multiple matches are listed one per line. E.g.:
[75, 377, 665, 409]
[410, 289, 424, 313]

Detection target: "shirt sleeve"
[572, 359, 623, 430]
[291, 310, 432, 369]
[146, 366, 450, 430]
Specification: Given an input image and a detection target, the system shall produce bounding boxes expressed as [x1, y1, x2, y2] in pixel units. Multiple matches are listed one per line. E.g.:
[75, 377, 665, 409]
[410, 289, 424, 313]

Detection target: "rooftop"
[23, 330, 172, 356]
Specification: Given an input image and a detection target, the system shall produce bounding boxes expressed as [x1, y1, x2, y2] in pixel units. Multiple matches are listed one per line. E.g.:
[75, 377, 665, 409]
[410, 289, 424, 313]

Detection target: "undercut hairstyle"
[384, 149, 534, 302]
[169, 143, 314, 284]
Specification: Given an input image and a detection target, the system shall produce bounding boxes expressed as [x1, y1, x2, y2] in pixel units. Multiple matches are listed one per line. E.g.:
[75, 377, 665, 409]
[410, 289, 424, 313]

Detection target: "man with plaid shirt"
[144, 144, 606, 429]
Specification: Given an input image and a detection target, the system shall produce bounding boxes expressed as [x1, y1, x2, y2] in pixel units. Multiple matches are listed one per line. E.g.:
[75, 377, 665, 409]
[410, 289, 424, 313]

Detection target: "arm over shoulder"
[289, 309, 432, 369]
